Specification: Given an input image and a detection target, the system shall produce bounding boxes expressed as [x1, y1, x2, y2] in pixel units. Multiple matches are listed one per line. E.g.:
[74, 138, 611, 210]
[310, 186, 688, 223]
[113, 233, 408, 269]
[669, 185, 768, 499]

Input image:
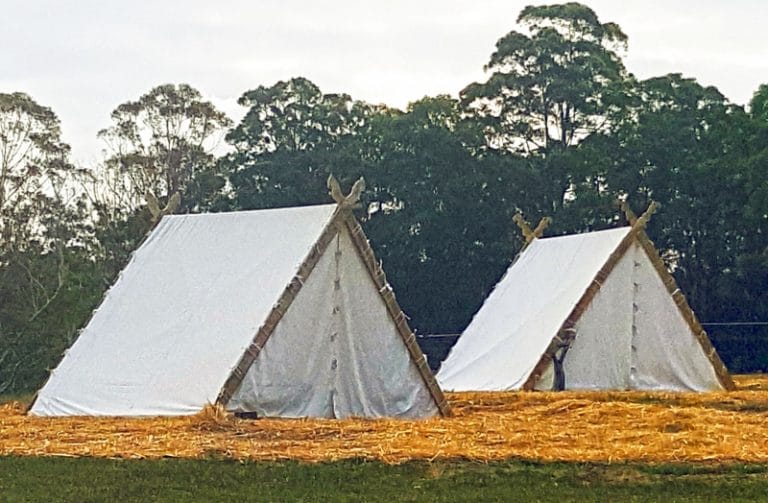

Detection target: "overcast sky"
[2, 1, 766, 163]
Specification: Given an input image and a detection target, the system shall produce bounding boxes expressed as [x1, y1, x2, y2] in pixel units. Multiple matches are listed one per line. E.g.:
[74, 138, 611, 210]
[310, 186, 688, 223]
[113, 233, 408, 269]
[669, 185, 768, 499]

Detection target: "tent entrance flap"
[226, 228, 440, 419]
[559, 243, 635, 390]
[533, 243, 728, 392]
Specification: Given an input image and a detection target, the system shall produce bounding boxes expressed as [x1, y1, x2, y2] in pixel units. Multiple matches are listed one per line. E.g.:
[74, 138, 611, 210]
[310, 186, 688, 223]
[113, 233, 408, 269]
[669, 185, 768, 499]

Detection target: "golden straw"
[2, 375, 766, 464]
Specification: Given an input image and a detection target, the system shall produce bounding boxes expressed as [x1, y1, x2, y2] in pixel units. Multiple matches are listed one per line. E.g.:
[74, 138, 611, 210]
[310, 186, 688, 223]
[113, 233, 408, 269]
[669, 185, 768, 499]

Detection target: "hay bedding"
[2, 375, 767, 464]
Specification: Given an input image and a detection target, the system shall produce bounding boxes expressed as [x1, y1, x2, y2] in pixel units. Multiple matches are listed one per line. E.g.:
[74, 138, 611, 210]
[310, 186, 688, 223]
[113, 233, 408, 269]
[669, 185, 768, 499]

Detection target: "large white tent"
[30, 202, 448, 418]
[437, 213, 734, 393]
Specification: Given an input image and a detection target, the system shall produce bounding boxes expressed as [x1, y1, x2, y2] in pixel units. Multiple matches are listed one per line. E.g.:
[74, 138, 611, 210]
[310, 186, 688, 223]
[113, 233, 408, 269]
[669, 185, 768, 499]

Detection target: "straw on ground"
[2, 375, 766, 464]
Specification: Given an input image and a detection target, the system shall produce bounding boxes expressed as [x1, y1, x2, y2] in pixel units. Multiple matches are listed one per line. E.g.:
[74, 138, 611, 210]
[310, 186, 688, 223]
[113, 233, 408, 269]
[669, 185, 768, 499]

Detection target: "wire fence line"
[701, 322, 768, 326]
[415, 323, 768, 373]
[416, 322, 768, 339]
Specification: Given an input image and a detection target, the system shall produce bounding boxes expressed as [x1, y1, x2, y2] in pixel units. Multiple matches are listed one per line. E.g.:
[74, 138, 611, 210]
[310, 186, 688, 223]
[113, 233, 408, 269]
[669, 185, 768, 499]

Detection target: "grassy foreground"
[1, 457, 767, 502]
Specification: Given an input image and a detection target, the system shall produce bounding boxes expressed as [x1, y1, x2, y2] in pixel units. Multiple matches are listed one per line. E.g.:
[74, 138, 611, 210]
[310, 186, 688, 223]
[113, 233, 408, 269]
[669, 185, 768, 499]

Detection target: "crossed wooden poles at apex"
[513, 199, 659, 245]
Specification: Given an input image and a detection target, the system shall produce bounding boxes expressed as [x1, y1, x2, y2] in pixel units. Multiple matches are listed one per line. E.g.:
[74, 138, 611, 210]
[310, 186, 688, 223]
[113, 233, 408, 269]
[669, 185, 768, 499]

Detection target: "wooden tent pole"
[619, 199, 638, 225]
[327, 174, 365, 208]
[146, 191, 182, 227]
[513, 213, 551, 248]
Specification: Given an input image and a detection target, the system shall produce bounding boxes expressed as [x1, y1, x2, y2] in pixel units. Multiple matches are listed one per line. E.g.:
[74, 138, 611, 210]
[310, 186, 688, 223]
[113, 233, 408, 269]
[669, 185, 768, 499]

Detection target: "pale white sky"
[1, 1, 766, 163]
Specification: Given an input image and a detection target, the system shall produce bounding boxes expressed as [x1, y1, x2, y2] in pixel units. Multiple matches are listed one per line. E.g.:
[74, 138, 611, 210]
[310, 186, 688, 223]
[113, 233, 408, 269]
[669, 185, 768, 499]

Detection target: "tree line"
[1, 3, 766, 393]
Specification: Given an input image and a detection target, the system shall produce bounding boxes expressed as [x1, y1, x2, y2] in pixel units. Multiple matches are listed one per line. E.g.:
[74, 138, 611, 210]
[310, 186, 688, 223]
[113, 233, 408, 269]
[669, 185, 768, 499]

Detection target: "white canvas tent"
[437, 208, 734, 392]
[30, 200, 448, 418]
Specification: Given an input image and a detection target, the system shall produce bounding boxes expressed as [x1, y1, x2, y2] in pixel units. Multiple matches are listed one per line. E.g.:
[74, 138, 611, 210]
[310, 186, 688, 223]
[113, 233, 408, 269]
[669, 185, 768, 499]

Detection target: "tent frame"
[520, 202, 735, 391]
[216, 183, 450, 416]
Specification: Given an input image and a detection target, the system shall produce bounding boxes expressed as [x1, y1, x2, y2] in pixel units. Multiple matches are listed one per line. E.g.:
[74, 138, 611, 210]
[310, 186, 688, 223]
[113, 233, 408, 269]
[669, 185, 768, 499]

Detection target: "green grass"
[1, 457, 767, 502]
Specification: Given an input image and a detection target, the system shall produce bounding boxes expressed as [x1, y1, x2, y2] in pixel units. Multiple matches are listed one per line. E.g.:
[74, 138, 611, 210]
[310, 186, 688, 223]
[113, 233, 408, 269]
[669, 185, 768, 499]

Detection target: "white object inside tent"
[30, 204, 440, 418]
[437, 227, 725, 392]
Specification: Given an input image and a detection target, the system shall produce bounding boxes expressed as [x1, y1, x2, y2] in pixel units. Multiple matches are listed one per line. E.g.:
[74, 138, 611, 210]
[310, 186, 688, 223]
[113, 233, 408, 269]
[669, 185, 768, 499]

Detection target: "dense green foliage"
[1, 457, 768, 502]
[1, 2, 766, 393]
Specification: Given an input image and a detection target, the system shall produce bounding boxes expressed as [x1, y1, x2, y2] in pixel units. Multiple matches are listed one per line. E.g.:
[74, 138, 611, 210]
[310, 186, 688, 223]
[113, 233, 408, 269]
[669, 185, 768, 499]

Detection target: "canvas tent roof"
[30, 203, 447, 418]
[437, 221, 733, 392]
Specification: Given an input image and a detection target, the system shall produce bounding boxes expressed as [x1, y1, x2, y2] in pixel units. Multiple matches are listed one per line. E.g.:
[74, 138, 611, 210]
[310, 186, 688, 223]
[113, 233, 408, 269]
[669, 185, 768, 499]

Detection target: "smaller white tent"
[437, 210, 734, 392]
[30, 199, 448, 418]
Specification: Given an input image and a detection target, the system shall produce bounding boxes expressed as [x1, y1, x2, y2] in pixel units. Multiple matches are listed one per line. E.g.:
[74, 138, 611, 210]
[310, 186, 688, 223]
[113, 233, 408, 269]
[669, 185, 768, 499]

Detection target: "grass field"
[1, 457, 768, 502]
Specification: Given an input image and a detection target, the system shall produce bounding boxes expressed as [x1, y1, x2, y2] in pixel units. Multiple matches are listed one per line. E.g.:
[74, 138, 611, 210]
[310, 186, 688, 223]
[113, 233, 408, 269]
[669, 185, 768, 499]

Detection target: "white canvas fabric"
[437, 227, 631, 391]
[562, 244, 722, 391]
[227, 229, 438, 418]
[629, 245, 722, 391]
[30, 205, 339, 416]
[562, 244, 635, 389]
[31, 203, 441, 417]
[437, 228, 726, 392]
